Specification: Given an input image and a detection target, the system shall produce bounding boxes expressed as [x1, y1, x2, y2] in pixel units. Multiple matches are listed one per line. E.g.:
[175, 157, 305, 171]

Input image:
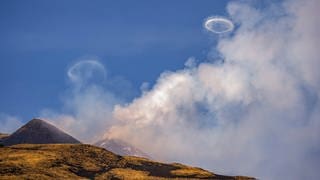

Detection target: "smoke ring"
[204, 16, 234, 34]
[67, 60, 107, 85]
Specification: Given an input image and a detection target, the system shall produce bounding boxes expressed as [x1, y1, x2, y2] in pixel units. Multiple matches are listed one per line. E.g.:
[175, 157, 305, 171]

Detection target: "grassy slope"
[0, 144, 254, 179]
[0, 133, 9, 139]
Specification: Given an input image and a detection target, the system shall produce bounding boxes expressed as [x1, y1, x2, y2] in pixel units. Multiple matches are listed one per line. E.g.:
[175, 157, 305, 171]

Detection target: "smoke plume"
[104, 0, 320, 179]
[41, 60, 120, 142]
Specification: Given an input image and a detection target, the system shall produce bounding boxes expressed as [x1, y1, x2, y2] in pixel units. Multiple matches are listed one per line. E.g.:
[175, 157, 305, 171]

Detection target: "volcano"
[95, 137, 149, 158]
[3, 118, 80, 146]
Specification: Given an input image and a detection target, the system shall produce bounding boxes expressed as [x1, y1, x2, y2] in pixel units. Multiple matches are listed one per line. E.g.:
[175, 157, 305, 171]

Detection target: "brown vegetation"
[0, 133, 9, 139]
[0, 144, 255, 179]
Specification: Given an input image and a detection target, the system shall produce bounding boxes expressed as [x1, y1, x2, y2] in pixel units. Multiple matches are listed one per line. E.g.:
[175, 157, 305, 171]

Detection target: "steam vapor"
[41, 59, 119, 143]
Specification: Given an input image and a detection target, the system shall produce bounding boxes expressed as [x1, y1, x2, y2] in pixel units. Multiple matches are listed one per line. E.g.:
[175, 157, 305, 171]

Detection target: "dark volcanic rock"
[3, 118, 80, 146]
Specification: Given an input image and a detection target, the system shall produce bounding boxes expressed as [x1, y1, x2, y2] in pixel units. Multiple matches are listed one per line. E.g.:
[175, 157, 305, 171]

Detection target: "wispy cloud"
[0, 113, 23, 134]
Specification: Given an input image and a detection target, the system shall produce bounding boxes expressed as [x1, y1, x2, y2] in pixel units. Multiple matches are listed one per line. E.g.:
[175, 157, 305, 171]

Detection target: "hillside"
[0, 144, 254, 179]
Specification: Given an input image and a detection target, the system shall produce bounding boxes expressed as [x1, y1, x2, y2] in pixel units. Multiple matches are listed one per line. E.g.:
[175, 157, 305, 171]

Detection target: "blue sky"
[0, 0, 229, 120]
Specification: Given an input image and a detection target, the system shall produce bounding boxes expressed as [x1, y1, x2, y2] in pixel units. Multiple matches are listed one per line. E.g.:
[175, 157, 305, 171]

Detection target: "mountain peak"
[29, 118, 45, 123]
[95, 137, 150, 158]
[3, 118, 80, 146]
[23, 118, 48, 127]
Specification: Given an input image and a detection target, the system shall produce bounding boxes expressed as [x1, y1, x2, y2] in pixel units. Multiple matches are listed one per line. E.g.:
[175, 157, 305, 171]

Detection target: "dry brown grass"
[0, 133, 9, 139]
[171, 167, 214, 178]
[97, 168, 152, 179]
[0, 144, 255, 179]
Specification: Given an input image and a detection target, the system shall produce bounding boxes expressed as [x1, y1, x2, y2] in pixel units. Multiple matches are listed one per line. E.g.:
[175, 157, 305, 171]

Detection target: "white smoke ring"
[67, 60, 107, 84]
[204, 16, 234, 34]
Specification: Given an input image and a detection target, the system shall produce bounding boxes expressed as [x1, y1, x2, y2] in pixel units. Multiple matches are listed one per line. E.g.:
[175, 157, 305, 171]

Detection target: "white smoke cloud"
[104, 0, 320, 179]
[41, 86, 118, 143]
[41, 60, 120, 143]
[0, 113, 23, 134]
